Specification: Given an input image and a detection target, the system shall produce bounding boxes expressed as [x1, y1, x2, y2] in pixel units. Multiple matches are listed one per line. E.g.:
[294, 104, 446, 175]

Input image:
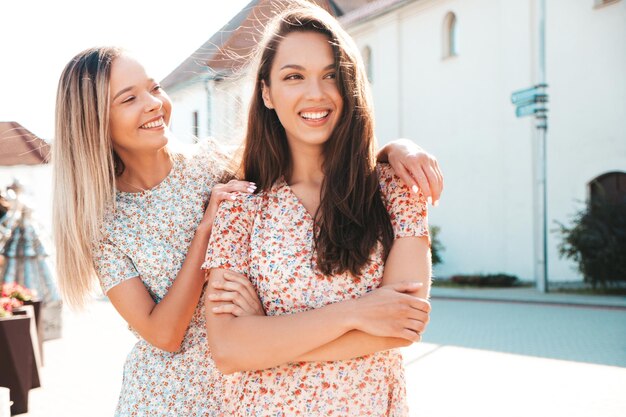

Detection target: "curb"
[430, 288, 626, 310]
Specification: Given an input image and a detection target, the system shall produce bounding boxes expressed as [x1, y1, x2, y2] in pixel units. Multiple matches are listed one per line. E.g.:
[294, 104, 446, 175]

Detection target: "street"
[17, 296, 626, 417]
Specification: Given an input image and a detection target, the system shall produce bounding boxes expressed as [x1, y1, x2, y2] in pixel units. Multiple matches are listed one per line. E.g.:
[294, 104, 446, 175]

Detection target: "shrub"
[430, 225, 444, 266]
[449, 273, 519, 287]
[555, 197, 626, 287]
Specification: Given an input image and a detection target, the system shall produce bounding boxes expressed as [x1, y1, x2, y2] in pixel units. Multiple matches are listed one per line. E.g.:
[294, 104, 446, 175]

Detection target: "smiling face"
[108, 54, 172, 157]
[261, 31, 343, 153]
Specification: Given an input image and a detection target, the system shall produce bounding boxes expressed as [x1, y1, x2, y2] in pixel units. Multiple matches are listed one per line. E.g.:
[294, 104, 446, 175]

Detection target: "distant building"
[161, 0, 626, 284]
[161, 0, 352, 144]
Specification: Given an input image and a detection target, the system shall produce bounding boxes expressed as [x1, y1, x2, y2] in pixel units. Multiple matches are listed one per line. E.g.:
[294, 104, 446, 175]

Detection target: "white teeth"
[300, 111, 329, 120]
[140, 118, 164, 129]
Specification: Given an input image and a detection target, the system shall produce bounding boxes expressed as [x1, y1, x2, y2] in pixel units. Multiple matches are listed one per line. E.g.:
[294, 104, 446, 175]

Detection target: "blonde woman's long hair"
[53, 47, 123, 308]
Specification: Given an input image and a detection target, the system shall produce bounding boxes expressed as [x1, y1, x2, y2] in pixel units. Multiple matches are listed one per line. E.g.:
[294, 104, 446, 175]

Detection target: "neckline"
[116, 154, 180, 198]
[276, 176, 317, 222]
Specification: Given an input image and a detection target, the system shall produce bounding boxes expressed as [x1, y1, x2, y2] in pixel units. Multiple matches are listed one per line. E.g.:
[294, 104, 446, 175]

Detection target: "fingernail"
[230, 195, 236, 200]
[208, 294, 217, 300]
[411, 185, 419, 194]
[427, 196, 432, 205]
[212, 307, 220, 313]
[433, 199, 439, 207]
[411, 282, 424, 287]
[247, 187, 255, 193]
[249, 182, 256, 186]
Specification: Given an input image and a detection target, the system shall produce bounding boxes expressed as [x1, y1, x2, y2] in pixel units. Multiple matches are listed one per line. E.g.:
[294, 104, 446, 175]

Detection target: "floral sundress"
[203, 163, 429, 416]
[93, 140, 228, 417]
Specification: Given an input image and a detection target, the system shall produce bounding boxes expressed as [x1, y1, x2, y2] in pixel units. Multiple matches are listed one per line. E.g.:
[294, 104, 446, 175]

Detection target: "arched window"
[442, 12, 458, 58]
[362, 46, 373, 82]
[589, 172, 626, 205]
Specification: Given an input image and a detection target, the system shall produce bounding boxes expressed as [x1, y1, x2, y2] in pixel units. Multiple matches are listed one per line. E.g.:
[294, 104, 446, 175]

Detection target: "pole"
[535, 0, 548, 292]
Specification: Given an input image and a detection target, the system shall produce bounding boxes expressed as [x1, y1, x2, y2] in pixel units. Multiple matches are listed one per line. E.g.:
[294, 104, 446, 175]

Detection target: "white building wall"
[352, 13, 402, 142]
[167, 80, 210, 145]
[167, 74, 254, 147]
[209, 76, 253, 145]
[546, 0, 626, 281]
[347, 0, 626, 282]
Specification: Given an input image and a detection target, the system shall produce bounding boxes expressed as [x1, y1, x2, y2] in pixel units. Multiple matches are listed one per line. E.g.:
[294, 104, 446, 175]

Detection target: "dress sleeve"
[377, 163, 430, 241]
[193, 138, 233, 184]
[92, 239, 139, 294]
[202, 193, 256, 276]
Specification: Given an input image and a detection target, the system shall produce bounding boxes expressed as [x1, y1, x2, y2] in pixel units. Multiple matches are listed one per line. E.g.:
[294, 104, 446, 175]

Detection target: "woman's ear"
[261, 80, 274, 109]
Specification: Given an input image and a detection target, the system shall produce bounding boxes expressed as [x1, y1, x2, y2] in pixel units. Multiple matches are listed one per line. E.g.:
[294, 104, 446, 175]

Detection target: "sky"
[0, 0, 253, 140]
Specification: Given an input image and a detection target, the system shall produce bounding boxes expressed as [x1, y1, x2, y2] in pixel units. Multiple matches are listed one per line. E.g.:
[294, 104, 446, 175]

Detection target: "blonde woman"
[52, 47, 443, 416]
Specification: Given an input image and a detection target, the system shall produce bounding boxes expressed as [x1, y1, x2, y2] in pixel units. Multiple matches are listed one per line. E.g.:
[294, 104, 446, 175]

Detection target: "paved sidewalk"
[13, 296, 626, 417]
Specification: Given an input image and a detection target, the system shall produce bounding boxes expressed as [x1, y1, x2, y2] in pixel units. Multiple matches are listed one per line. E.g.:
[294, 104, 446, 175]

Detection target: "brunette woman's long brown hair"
[241, 3, 394, 277]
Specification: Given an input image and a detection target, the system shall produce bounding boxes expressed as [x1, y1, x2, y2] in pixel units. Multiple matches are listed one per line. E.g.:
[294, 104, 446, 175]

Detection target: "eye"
[284, 74, 303, 81]
[152, 84, 163, 92]
[121, 96, 135, 104]
[324, 72, 337, 80]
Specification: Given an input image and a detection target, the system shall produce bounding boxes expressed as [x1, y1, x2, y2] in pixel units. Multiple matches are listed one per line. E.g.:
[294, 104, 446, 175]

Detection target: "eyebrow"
[279, 64, 335, 71]
[113, 86, 133, 101]
[112, 78, 156, 101]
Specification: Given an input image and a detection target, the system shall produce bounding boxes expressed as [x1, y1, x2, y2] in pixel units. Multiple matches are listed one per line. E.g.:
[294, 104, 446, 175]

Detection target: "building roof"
[339, 0, 413, 27]
[333, 0, 374, 14]
[161, 0, 341, 90]
[0, 122, 50, 166]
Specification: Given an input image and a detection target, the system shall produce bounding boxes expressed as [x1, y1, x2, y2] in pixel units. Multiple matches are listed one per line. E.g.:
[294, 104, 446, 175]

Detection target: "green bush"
[555, 198, 626, 287]
[449, 273, 519, 287]
[430, 225, 444, 266]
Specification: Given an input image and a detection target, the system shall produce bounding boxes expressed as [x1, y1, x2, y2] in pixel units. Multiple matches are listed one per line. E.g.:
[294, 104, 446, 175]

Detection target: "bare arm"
[105, 180, 254, 352]
[205, 271, 425, 374]
[295, 236, 432, 362]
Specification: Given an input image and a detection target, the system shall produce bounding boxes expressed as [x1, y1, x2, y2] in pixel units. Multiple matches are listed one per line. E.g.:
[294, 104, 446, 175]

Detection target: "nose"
[304, 78, 324, 101]
[144, 92, 163, 112]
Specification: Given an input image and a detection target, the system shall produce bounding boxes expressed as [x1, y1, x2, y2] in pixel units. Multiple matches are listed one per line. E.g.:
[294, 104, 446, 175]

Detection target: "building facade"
[162, 0, 626, 284]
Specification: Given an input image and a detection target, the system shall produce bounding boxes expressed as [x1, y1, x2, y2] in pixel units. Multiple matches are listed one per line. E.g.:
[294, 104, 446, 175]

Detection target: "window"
[362, 46, 373, 82]
[192, 111, 199, 142]
[589, 172, 626, 205]
[442, 12, 458, 58]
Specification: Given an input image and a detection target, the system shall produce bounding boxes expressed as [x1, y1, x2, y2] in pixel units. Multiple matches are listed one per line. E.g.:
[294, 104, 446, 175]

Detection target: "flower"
[0, 296, 20, 318]
[0, 283, 36, 317]
[1, 282, 35, 302]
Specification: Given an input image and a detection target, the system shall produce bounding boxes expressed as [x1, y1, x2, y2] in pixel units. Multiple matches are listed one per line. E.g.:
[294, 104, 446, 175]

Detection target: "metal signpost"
[511, 0, 549, 293]
[511, 84, 549, 293]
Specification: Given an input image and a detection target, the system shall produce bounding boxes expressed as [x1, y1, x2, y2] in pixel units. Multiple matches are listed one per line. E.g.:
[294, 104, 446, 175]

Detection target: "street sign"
[511, 84, 548, 105]
[512, 87, 539, 105]
[515, 102, 547, 118]
[512, 84, 548, 118]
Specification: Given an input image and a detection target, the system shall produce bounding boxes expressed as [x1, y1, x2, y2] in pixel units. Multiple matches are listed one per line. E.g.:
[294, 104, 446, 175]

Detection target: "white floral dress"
[203, 164, 429, 417]
[93, 141, 227, 417]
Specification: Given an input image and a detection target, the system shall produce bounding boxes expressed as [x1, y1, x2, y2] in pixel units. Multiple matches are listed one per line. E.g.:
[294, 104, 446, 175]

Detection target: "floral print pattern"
[93, 140, 228, 417]
[203, 163, 429, 417]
